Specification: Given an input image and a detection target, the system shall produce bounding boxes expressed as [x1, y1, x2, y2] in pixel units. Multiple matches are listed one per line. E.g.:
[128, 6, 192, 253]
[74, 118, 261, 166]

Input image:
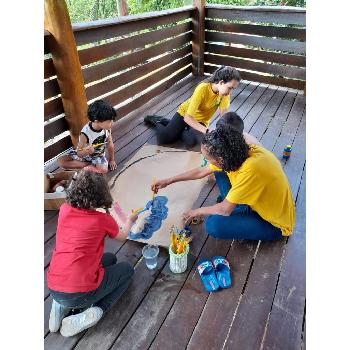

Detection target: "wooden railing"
[44, 31, 72, 162]
[44, 3, 306, 164]
[44, 6, 194, 163]
[204, 5, 306, 90]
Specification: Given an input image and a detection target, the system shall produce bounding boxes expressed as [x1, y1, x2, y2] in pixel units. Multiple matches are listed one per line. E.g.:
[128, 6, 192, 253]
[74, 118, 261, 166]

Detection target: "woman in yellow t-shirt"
[152, 127, 295, 240]
[144, 66, 241, 148]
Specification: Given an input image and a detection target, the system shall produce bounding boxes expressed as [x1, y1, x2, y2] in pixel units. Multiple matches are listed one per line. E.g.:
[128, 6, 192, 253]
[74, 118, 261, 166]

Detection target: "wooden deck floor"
[44, 76, 306, 350]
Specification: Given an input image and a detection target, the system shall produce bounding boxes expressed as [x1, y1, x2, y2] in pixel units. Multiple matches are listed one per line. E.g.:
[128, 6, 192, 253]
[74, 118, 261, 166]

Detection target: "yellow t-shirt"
[177, 82, 230, 127]
[209, 145, 295, 236]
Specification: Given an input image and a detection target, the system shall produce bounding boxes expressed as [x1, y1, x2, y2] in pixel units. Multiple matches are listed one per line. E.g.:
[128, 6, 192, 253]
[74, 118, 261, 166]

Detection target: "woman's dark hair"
[66, 169, 113, 210]
[216, 112, 244, 133]
[88, 99, 117, 122]
[207, 66, 241, 84]
[202, 126, 250, 172]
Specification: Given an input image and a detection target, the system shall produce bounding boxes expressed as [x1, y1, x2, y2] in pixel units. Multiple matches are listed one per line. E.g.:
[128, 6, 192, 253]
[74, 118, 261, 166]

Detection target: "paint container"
[283, 145, 292, 160]
[142, 244, 159, 270]
[55, 186, 65, 193]
[169, 244, 189, 274]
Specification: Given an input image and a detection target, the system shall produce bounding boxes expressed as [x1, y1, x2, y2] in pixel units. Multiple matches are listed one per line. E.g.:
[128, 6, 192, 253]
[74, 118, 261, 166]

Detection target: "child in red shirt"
[47, 169, 138, 337]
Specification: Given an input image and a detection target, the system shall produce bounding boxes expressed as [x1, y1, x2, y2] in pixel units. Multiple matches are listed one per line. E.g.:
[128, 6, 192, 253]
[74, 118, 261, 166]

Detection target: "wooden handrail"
[205, 5, 305, 13]
[72, 6, 194, 32]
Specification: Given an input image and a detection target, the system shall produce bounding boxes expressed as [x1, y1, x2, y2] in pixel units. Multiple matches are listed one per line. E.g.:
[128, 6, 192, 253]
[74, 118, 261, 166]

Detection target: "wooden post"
[117, 0, 128, 16]
[44, 0, 88, 148]
[192, 0, 205, 76]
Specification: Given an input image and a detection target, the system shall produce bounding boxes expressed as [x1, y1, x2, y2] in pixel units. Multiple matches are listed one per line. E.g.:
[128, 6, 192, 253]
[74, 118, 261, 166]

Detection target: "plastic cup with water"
[142, 244, 159, 270]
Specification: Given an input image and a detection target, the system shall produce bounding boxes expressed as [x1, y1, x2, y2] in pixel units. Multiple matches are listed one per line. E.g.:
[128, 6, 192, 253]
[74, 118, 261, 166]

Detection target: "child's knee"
[96, 164, 108, 174]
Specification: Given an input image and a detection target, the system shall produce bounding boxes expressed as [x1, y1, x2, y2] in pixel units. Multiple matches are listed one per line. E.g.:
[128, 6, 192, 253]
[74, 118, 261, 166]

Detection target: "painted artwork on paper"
[109, 145, 207, 247]
[129, 196, 168, 240]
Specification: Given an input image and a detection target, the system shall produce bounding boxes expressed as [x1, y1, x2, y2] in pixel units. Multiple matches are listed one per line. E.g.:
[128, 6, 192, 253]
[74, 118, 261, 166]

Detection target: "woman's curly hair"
[202, 126, 250, 172]
[66, 170, 113, 210]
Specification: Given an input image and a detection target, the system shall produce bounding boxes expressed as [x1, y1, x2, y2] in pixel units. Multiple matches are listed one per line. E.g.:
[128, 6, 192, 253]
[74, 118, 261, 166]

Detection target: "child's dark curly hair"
[88, 99, 117, 122]
[202, 126, 250, 172]
[66, 170, 113, 210]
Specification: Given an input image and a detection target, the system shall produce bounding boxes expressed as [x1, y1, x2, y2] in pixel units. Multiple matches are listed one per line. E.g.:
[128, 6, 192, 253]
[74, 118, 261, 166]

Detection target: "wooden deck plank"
[44, 215, 58, 243]
[109, 191, 222, 350]
[220, 95, 305, 350]
[151, 87, 288, 349]
[183, 240, 259, 350]
[249, 87, 289, 140]
[73, 159, 220, 350]
[44, 79, 305, 350]
[147, 214, 236, 350]
[271, 93, 306, 160]
[44, 78, 205, 347]
[44, 236, 55, 269]
[44, 210, 58, 223]
[70, 250, 169, 349]
[242, 85, 279, 130]
[261, 167, 306, 350]
[259, 90, 298, 150]
[181, 85, 291, 350]
[235, 83, 269, 118]
[44, 80, 198, 278]
[44, 241, 166, 348]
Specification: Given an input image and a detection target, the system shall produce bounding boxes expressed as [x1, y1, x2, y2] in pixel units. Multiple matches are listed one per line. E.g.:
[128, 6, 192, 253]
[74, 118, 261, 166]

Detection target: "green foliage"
[127, 0, 185, 15]
[206, 0, 248, 5]
[66, 0, 306, 23]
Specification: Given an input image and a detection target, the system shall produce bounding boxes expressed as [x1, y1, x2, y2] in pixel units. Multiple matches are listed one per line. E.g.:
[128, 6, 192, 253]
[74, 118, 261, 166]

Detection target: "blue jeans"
[205, 172, 282, 241]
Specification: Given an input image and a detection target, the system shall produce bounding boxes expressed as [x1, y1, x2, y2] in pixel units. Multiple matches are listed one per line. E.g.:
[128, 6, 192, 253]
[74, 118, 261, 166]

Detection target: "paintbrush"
[132, 207, 145, 214]
[77, 142, 105, 152]
[151, 177, 156, 204]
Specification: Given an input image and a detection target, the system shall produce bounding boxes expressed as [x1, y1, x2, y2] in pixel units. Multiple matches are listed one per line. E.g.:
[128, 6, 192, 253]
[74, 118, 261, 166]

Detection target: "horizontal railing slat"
[73, 8, 193, 46]
[206, 6, 306, 26]
[44, 58, 56, 79]
[205, 20, 305, 41]
[205, 64, 304, 90]
[205, 53, 305, 80]
[44, 98, 64, 121]
[103, 55, 192, 109]
[117, 66, 191, 118]
[44, 79, 61, 100]
[44, 117, 69, 142]
[86, 45, 191, 101]
[83, 32, 192, 84]
[44, 135, 72, 162]
[206, 31, 306, 55]
[206, 43, 305, 67]
[79, 21, 191, 66]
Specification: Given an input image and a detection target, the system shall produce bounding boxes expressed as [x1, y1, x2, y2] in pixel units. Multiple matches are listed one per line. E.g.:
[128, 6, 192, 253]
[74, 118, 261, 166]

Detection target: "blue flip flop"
[212, 256, 231, 289]
[197, 260, 219, 292]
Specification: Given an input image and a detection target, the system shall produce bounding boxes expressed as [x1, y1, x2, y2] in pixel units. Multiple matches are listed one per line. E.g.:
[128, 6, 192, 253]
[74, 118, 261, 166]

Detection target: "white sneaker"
[49, 300, 71, 332]
[60, 306, 103, 337]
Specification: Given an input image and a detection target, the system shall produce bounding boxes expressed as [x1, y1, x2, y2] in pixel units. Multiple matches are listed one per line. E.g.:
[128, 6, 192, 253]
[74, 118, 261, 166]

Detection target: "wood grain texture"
[206, 6, 306, 26]
[78, 21, 192, 66]
[206, 19, 306, 41]
[44, 0, 88, 147]
[73, 7, 193, 46]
